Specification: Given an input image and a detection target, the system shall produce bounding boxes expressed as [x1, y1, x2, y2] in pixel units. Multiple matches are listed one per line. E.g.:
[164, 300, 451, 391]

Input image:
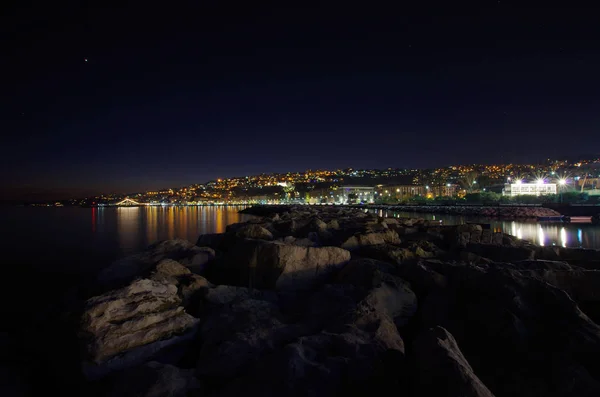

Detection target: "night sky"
[2, 2, 599, 200]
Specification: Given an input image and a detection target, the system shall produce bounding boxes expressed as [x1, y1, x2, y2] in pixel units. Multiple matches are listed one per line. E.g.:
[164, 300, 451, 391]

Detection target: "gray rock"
[97, 239, 215, 289]
[235, 224, 274, 240]
[196, 298, 304, 380]
[220, 239, 350, 290]
[413, 326, 495, 397]
[335, 258, 418, 327]
[81, 279, 199, 372]
[341, 230, 401, 250]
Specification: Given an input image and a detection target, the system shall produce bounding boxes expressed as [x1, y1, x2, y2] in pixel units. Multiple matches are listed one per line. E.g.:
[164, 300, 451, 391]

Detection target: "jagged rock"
[80, 279, 199, 379]
[279, 236, 318, 247]
[97, 239, 215, 289]
[150, 259, 191, 284]
[204, 285, 277, 306]
[353, 244, 416, 264]
[335, 258, 418, 328]
[196, 298, 305, 381]
[407, 260, 600, 397]
[327, 219, 340, 229]
[340, 230, 400, 250]
[465, 242, 535, 262]
[103, 361, 202, 397]
[235, 224, 274, 240]
[413, 326, 495, 397]
[219, 327, 405, 397]
[457, 224, 483, 233]
[178, 274, 212, 313]
[220, 240, 351, 290]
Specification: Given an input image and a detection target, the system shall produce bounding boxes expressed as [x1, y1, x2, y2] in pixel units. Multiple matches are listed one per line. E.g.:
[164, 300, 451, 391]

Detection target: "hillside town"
[38, 157, 600, 207]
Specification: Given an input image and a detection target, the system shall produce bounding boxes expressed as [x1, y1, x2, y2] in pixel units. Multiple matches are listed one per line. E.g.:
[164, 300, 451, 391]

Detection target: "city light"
[559, 179, 567, 186]
[536, 178, 545, 185]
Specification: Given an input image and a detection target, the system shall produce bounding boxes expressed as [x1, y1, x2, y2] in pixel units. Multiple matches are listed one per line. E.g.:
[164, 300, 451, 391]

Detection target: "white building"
[508, 183, 557, 196]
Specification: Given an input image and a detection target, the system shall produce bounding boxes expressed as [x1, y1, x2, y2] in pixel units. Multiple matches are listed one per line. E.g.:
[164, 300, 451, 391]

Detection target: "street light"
[558, 178, 567, 203]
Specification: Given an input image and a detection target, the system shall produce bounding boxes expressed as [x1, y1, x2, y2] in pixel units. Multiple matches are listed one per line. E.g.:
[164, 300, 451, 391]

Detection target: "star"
[84, 58, 88, 62]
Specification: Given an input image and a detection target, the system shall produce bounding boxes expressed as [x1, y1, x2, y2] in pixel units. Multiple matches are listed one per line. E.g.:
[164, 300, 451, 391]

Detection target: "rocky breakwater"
[72, 205, 600, 397]
[366, 204, 561, 218]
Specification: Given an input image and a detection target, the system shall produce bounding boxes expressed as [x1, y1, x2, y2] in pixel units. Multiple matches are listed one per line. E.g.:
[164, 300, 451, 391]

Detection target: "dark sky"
[2, 2, 600, 200]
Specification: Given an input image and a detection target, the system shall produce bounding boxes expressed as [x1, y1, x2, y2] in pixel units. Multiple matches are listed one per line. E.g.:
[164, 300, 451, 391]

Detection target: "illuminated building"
[508, 183, 557, 196]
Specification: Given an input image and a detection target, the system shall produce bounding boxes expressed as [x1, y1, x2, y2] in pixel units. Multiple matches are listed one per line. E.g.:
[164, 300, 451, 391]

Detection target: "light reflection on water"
[0, 205, 253, 268]
[377, 210, 600, 249]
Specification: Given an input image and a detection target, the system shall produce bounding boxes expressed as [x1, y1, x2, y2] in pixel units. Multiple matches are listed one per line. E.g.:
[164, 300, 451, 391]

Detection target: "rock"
[457, 224, 483, 233]
[178, 274, 212, 313]
[465, 242, 535, 262]
[220, 240, 351, 290]
[327, 219, 340, 229]
[219, 327, 405, 397]
[413, 326, 495, 397]
[80, 279, 199, 379]
[97, 239, 215, 289]
[203, 285, 277, 306]
[235, 224, 273, 240]
[353, 244, 416, 264]
[196, 233, 225, 251]
[150, 259, 191, 284]
[340, 230, 400, 250]
[408, 260, 600, 397]
[335, 258, 418, 328]
[196, 298, 304, 381]
[103, 361, 202, 397]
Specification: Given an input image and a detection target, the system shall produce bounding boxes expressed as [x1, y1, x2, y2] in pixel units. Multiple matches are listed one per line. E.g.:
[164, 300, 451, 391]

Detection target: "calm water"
[1, 206, 599, 273]
[0, 206, 253, 270]
[375, 209, 600, 249]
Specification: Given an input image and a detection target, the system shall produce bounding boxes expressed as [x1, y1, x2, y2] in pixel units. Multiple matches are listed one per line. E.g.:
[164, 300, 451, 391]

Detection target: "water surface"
[375, 209, 600, 249]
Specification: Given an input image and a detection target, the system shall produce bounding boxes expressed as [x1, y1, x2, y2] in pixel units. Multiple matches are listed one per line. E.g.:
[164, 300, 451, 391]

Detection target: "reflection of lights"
[516, 227, 522, 240]
[578, 229, 583, 245]
[538, 225, 544, 246]
[560, 227, 567, 247]
[511, 222, 517, 237]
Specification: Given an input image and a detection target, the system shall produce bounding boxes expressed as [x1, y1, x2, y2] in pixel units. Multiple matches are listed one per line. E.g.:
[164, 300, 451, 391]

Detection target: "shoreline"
[241, 203, 562, 219]
[5, 205, 600, 396]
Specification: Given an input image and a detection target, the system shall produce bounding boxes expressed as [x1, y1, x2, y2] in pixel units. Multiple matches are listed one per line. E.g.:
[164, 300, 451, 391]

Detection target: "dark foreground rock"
[64, 205, 600, 396]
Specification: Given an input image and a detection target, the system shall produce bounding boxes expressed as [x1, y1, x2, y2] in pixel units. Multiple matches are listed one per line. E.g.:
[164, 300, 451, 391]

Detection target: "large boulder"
[406, 260, 600, 397]
[97, 239, 215, 289]
[80, 279, 199, 379]
[234, 224, 273, 240]
[219, 240, 351, 290]
[219, 327, 405, 397]
[335, 258, 418, 328]
[196, 297, 304, 381]
[413, 326, 494, 397]
[340, 230, 401, 250]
